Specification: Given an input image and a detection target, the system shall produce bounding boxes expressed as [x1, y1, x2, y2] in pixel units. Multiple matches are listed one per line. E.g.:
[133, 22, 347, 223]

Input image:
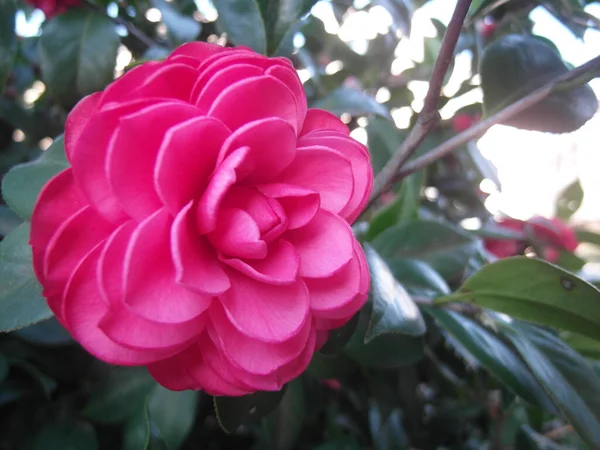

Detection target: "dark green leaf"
[0, 223, 51, 332]
[501, 322, 600, 448]
[369, 407, 409, 450]
[562, 331, 600, 359]
[261, 378, 305, 450]
[32, 421, 98, 450]
[313, 87, 391, 119]
[372, 220, 482, 279]
[39, 10, 119, 107]
[257, 0, 319, 55]
[424, 307, 555, 413]
[83, 367, 157, 424]
[517, 425, 569, 450]
[306, 352, 353, 379]
[151, 0, 201, 44]
[575, 228, 600, 247]
[148, 385, 198, 450]
[214, 388, 287, 433]
[345, 305, 425, 369]
[212, 0, 267, 54]
[14, 317, 72, 346]
[365, 117, 405, 173]
[556, 179, 584, 220]
[437, 257, 600, 342]
[0, 0, 17, 98]
[319, 313, 359, 356]
[2, 135, 68, 220]
[0, 205, 21, 237]
[386, 258, 450, 299]
[364, 244, 426, 341]
[365, 171, 423, 240]
[313, 436, 362, 450]
[0, 354, 8, 384]
[123, 400, 168, 450]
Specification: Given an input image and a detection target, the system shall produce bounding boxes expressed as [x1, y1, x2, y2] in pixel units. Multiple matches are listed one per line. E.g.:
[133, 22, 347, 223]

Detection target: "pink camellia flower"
[30, 42, 372, 395]
[484, 216, 578, 262]
[27, 0, 80, 19]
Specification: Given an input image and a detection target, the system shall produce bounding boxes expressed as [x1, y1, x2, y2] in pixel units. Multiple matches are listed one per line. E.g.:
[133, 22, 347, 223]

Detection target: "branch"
[393, 54, 600, 180]
[368, 0, 472, 208]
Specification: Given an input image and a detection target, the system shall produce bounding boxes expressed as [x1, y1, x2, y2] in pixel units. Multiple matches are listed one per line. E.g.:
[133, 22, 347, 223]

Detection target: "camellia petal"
[300, 109, 350, 136]
[219, 269, 310, 343]
[64, 92, 102, 163]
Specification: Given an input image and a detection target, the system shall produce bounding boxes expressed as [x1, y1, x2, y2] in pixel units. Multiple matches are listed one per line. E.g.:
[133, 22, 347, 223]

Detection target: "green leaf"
[561, 331, 600, 359]
[556, 179, 584, 220]
[13, 317, 72, 346]
[123, 400, 168, 450]
[261, 378, 306, 450]
[214, 388, 287, 433]
[212, 0, 267, 54]
[148, 385, 198, 450]
[517, 425, 569, 450]
[39, 10, 119, 107]
[386, 258, 450, 299]
[319, 313, 359, 356]
[0, 0, 17, 98]
[0, 354, 8, 384]
[365, 171, 423, 241]
[501, 322, 600, 448]
[372, 220, 482, 279]
[437, 257, 600, 342]
[32, 422, 98, 450]
[0, 223, 51, 332]
[306, 352, 353, 379]
[313, 87, 392, 119]
[364, 245, 426, 341]
[424, 307, 555, 413]
[344, 305, 425, 369]
[0, 205, 21, 237]
[257, 0, 319, 55]
[365, 117, 406, 173]
[151, 0, 201, 44]
[83, 367, 157, 424]
[2, 135, 68, 220]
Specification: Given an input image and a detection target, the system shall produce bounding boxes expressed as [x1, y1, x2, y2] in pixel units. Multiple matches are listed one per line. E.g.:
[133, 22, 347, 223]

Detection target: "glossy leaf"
[32, 421, 98, 450]
[424, 307, 556, 413]
[212, 0, 266, 54]
[214, 388, 287, 434]
[556, 179, 584, 220]
[372, 220, 482, 279]
[501, 321, 600, 448]
[82, 367, 157, 424]
[517, 425, 568, 450]
[123, 401, 168, 450]
[2, 135, 68, 220]
[0, 0, 17, 98]
[386, 258, 450, 299]
[13, 317, 72, 346]
[364, 244, 426, 341]
[345, 305, 425, 369]
[261, 378, 306, 450]
[319, 313, 359, 356]
[313, 87, 392, 119]
[365, 117, 405, 173]
[0, 223, 51, 332]
[0, 205, 21, 237]
[148, 385, 198, 450]
[561, 331, 600, 359]
[365, 171, 423, 240]
[151, 0, 201, 44]
[39, 10, 119, 107]
[437, 257, 600, 342]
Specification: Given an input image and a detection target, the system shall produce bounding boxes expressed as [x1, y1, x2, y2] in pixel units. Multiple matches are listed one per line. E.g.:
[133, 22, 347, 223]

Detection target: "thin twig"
[85, 0, 158, 49]
[368, 0, 472, 208]
[392, 54, 600, 180]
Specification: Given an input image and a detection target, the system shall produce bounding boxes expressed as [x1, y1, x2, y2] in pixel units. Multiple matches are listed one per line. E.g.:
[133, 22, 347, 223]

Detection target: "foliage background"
[2, 0, 600, 449]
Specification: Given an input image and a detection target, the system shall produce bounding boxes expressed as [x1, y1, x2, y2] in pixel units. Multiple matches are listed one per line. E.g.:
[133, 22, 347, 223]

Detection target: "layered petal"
[257, 183, 320, 230]
[123, 208, 213, 322]
[285, 210, 354, 278]
[64, 92, 102, 163]
[275, 146, 355, 216]
[218, 269, 310, 342]
[155, 116, 230, 215]
[172, 202, 231, 295]
[300, 109, 350, 136]
[108, 102, 199, 221]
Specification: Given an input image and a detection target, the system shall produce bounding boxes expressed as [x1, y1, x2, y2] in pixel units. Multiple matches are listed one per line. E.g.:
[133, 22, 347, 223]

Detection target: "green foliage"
[1, 0, 600, 448]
